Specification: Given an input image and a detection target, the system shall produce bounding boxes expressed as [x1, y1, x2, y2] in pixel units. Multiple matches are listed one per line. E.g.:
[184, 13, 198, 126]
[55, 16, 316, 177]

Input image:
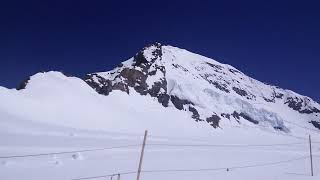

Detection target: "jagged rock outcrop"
[85, 43, 170, 107]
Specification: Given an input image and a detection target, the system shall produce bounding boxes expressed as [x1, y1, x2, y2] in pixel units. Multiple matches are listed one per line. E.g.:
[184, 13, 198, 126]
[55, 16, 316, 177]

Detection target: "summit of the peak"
[133, 42, 163, 66]
[144, 42, 162, 48]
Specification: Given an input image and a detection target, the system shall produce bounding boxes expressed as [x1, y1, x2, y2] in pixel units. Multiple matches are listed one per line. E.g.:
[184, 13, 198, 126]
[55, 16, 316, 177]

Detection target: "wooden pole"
[116, 174, 120, 180]
[309, 135, 314, 176]
[136, 130, 148, 180]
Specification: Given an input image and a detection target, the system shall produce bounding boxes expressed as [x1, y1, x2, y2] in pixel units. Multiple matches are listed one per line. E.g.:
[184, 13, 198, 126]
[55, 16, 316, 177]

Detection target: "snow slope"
[1, 43, 320, 180]
[0, 71, 211, 136]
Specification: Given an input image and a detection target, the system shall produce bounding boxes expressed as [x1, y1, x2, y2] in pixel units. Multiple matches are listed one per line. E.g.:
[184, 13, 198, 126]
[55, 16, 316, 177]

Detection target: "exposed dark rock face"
[221, 113, 230, 120]
[112, 82, 129, 94]
[206, 114, 221, 128]
[263, 97, 275, 103]
[134, 42, 162, 66]
[285, 97, 303, 111]
[134, 51, 149, 66]
[239, 112, 259, 124]
[273, 126, 284, 131]
[16, 77, 30, 90]
[231, 111, 258, 124]
[300, 108, 320, 114]
[229, 68, 240, 74]
[212, 81, 229, 93]
[172, 64, 189, 72]
[170, 95, 219, 124]
[189, 106, 202, 122]
[232, 87, 256, 100]
[157, 94, 170, 107]
[274, 92, 284, 99]
[117, 63, 124, 68]
[285, 97, 320, 114]
[232, 87, 248, 97]
[312, 108, 320, 113]
[231, 111, 287, 131]
[121, 68, 149, 95]
[310, 121, 320, 130]
[85, 74, 114, 95]
[170, 95, 194, 110]
[206, 62, 224, 74]
[231, 111, 241, 120]
[262, 89, 284, 103]
[201, 74, 230, 93]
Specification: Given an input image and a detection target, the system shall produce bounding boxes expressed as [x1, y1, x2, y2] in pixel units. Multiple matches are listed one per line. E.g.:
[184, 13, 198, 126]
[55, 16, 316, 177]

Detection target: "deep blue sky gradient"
[1, 0, 319, 101]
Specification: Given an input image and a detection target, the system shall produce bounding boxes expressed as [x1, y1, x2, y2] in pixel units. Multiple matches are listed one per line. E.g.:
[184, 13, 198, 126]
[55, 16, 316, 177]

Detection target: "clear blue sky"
[1, 0, 319, 102]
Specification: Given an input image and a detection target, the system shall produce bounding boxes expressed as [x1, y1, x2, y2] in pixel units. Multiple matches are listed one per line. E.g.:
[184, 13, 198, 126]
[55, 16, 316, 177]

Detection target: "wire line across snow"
[0, 145, 141, 159]
[71, 155, 315, 180]
[1, 140, 317, 159]
[146, 142, 308, 148]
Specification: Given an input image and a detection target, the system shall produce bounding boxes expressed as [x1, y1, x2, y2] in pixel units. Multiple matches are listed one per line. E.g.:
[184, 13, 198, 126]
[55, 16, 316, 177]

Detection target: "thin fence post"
[117, 174, 120, 180]
[136, 130, 148, 180]
[309, 135, 314, 176]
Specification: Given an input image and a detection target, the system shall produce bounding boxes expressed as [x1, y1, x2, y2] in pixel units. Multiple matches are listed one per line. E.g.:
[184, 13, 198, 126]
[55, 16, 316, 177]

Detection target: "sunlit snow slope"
[1, 43, 320, 180]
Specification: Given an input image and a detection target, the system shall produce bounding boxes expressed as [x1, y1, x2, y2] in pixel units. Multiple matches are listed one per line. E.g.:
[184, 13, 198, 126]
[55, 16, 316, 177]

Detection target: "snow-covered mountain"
[1, 43, 320, 180]
[83, 42, 320, 132]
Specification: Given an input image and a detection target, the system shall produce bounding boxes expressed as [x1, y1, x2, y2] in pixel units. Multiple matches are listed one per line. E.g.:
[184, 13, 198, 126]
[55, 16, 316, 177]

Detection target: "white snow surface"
[0, 44, 320, 180]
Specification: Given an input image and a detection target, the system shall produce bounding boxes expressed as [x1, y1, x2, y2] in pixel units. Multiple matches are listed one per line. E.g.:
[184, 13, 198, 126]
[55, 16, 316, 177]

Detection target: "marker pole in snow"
[136, 130, 148, 180]
[309, 135, 313, 176]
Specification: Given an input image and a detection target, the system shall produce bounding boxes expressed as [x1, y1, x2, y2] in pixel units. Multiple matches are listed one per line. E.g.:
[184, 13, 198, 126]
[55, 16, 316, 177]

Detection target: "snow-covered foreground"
[1, 120, 320, 180]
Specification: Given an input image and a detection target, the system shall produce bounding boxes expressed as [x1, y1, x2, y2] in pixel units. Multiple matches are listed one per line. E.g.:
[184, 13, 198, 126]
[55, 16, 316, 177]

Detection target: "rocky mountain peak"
[84, 44, 320, 131]
[84, 43, 169, 105]
[133, 42, 163, 66]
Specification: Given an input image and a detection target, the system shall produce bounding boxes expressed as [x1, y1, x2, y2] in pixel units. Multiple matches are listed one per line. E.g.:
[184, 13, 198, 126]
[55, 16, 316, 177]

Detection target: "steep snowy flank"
[84, 43, 320, 132]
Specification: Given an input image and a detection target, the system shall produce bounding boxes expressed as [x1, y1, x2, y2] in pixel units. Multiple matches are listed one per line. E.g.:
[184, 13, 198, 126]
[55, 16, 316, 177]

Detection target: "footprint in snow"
[72, 153, 84, 160]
